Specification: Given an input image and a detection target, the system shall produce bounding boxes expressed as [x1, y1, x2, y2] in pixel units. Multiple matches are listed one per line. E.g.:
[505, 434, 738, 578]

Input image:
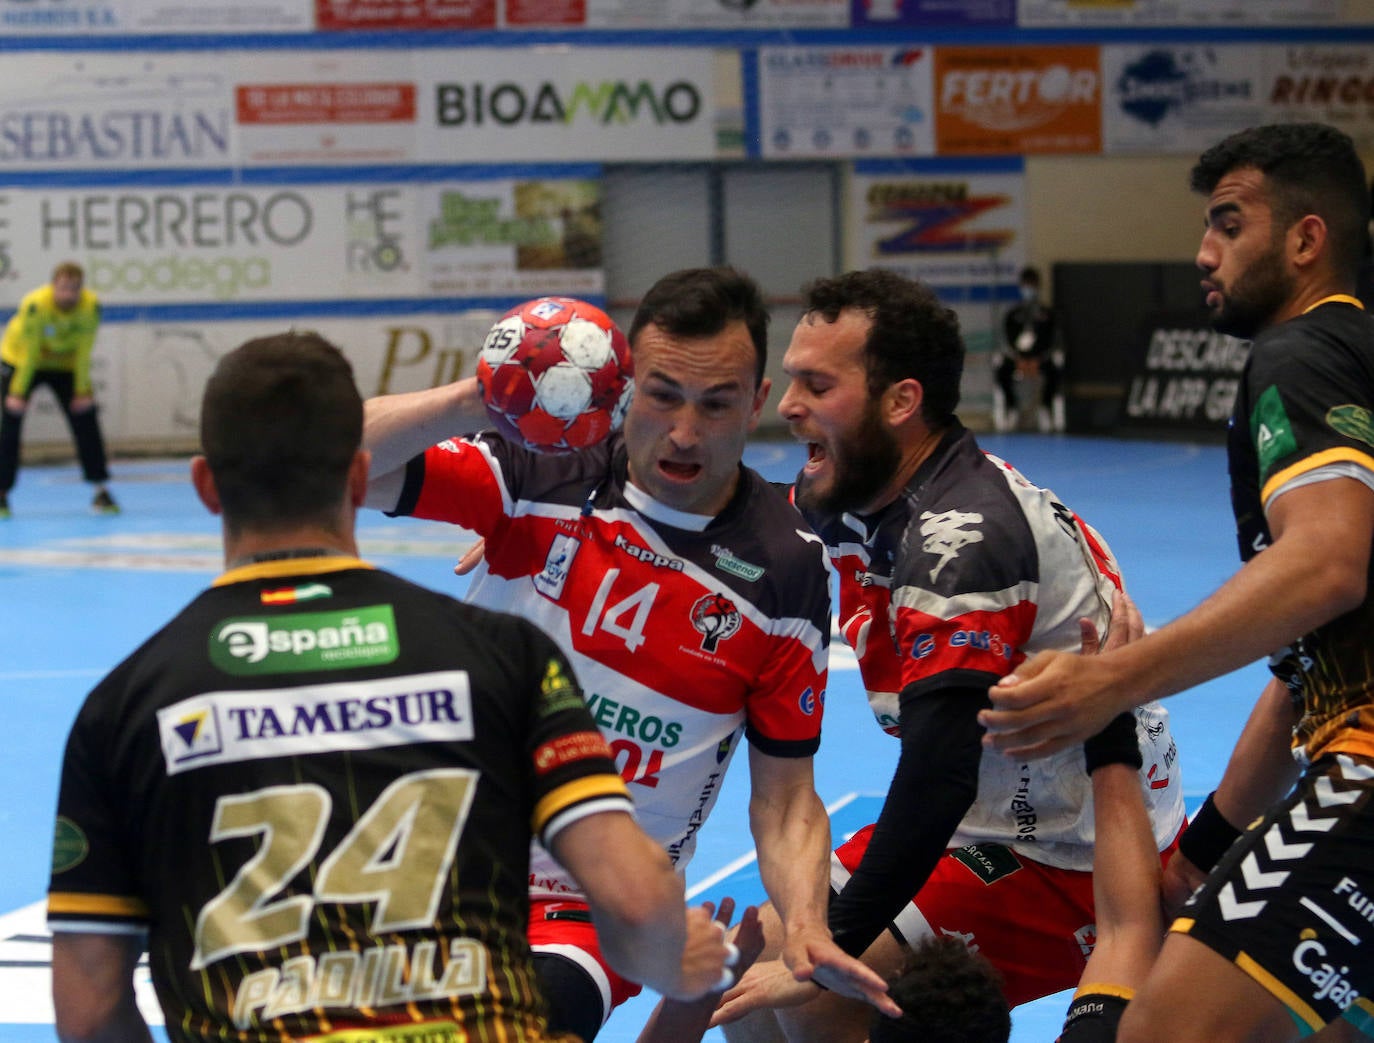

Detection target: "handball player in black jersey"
[47, 331, 734, 1042]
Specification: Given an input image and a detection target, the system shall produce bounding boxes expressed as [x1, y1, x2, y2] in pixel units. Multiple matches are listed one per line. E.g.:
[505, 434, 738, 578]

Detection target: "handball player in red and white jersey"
[713, 270, 1185, 1043]
[363, 268, 894, 1040]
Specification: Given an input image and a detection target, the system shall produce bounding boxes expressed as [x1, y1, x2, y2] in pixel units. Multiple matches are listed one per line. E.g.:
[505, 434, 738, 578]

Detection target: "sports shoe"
[91, 489, 119, 515]
[0, 492, 9, 520]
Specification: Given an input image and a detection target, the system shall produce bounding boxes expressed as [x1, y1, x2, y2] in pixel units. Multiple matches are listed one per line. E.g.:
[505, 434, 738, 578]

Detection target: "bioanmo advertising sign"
[416, 48, 718, 162]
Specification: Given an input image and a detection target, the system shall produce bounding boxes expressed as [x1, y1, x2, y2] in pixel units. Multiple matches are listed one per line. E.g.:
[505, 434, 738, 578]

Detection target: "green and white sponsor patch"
[1252, 384, 1298, 479]
[210, 604, 399, 674]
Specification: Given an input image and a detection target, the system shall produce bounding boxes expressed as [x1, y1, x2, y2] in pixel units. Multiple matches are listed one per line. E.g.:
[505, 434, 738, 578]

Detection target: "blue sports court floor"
[0, 433, 1260, 1041]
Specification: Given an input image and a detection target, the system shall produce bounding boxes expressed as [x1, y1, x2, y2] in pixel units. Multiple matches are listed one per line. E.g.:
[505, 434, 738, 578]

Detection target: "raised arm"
[362, 378, 488, 510]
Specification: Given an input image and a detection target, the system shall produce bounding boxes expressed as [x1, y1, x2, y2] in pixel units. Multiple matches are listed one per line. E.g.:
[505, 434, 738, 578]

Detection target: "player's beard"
[797, 398, 902, 516]
[1209, 234, 1293, 340]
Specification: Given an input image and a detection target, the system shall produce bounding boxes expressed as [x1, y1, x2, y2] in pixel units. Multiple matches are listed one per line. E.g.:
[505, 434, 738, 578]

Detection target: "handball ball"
[476, 296, 634, 454]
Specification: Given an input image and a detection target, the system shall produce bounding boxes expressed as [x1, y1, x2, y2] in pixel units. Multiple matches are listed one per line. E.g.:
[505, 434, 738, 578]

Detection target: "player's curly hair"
[1189, 122, 1370, 280]
[799, 268, 964, 428]
[867, 936, 1011, 1043]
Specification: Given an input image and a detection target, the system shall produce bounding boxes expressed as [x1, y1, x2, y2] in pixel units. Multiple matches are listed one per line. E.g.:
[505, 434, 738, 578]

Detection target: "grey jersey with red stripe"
[802, 425, 1184, 870]
[394, 431, 831, 896]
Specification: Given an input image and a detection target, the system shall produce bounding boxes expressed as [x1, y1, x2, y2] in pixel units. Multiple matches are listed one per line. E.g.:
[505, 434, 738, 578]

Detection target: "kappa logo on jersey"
[691, 592, 741, 652]
[157, 671, 475, 775]
[918, 509, 984, 581]
[615, 533, 684, 571]
[534, 533, 581, 600]
[210, 605, 398, 674]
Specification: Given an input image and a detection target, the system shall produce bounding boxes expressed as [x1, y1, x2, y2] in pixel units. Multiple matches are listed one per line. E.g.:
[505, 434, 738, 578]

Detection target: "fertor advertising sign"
[934, 45, 1102, 155]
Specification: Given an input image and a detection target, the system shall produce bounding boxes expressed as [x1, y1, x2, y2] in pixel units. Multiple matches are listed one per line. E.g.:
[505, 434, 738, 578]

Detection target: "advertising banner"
[234, 51, 420, 166]
[1104, 44, 1374, 154]
[0, 54, 234, 171]
[1020, 0, 1339, 25]
[1102, 45, 1267, 154]
[1262, 45, 1374, 150]
[417, 48, 718, 162]
[422, 175, 604, 298]
[0, 169, 602, 309]
[758, 47, 936, 159]
[14, 311, 498, 448]
[315, 0, 497, 29]
[0, 184, 422, 306]
[507, 0, 848, 28]
[1120, 311, 1248, 436]
[850, 0, 1014, 28]
[848, 160, 1026, 296]
[934, 46, 1101, 154]
[0, 0, 311, 32]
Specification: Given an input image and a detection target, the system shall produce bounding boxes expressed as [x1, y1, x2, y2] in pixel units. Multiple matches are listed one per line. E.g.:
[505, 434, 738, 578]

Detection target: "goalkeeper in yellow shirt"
[0, 261, 117, 517]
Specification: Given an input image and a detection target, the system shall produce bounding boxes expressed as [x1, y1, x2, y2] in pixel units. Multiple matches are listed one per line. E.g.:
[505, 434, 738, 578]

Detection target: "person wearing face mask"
[994, 265, 1063, 434]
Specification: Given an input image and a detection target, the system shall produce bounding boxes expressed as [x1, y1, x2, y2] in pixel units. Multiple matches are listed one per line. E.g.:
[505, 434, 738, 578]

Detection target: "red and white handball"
[476, 296, 634, 454]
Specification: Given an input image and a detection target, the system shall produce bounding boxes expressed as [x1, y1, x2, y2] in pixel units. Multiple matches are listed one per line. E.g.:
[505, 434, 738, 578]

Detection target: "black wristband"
[1083, 711, 1142, 775]
[1177, 792, 1243, 873]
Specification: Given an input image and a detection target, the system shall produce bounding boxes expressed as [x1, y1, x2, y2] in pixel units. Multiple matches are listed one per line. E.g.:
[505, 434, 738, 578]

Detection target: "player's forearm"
[590, 850, 689, 997]
[362, 379, 486, 477]
[750, 786, 832, 942]
[1085, 762, 1163, 980]
[1213, 677, 1301, 828]
[828, 686, 980, 956]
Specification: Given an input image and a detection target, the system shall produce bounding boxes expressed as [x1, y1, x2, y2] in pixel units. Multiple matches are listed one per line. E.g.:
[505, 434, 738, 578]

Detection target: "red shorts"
[527, 898, 643, 1021]
[833, 826, 1180, 1008]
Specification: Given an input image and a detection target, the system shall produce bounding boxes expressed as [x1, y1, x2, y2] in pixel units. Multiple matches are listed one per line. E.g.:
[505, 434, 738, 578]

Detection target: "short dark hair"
[51, 261, 83, 283]
[627, 266, 770, 387]
[1018, 266, 1041, 286]
[200, 331, 362, 533]
[868, 937, 1010, 1043]
[799, 268, 964, 427]
[1190, 122, 1370, 280]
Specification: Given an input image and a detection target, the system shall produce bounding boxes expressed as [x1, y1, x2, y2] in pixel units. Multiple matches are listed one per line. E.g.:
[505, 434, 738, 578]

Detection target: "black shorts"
[1175, 752, 1374, 1035]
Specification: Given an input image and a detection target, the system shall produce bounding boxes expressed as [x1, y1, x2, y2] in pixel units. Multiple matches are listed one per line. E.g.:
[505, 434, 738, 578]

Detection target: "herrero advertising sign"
[1121, 310, 1249, 437]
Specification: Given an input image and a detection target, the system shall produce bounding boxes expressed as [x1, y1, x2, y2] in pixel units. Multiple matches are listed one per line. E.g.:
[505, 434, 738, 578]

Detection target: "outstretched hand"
[781, 927, 900, 1017]
[979, 590, 1142, 760]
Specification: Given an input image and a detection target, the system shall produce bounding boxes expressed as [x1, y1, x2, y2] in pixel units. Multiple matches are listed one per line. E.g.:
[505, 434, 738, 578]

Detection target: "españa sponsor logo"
[157, 671, 474, 774]
[210, 604, 398, 674]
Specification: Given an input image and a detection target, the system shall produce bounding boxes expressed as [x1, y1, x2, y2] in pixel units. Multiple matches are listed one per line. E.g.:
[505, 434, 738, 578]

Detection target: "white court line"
[685, 792, 867, 900]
